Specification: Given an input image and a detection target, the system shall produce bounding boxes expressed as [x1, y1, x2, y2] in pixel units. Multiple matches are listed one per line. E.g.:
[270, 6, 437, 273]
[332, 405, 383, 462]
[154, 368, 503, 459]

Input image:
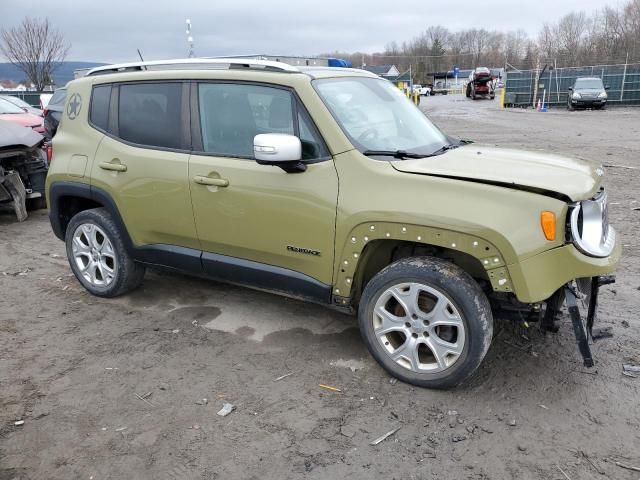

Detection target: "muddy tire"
[65, 208, 145, 297]
[358, 257, 493, 389]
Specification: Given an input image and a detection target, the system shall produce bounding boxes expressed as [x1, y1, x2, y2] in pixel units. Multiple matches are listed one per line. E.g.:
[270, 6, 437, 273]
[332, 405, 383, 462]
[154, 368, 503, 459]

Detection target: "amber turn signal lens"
[540, 211, 556, 241]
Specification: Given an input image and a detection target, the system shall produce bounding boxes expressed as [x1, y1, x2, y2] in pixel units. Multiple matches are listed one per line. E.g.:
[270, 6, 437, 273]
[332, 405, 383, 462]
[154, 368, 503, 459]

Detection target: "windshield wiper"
[427, 143, 460, 156]
[362, 149, 428, 159]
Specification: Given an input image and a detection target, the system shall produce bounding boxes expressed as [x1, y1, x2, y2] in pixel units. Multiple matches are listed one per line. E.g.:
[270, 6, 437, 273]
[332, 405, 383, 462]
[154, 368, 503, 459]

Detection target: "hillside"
[0, 61, 106, 87]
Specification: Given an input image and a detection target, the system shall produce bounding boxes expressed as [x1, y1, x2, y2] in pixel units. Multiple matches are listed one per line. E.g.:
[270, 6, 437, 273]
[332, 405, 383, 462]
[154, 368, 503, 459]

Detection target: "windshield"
[574, 78, 604, 90]
[0, 98, 25, 114]
[314, 77, 448, 155]
[2, 96, 29, 109]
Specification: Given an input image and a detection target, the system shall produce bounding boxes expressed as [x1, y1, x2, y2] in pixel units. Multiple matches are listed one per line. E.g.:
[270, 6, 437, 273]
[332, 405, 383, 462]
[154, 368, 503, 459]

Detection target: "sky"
[0, 0, 618, 63]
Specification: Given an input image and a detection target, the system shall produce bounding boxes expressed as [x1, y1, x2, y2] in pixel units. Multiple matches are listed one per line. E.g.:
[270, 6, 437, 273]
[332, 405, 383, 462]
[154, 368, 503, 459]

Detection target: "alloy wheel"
[71, 223, 117, 287]
[372, 282, 466, 373]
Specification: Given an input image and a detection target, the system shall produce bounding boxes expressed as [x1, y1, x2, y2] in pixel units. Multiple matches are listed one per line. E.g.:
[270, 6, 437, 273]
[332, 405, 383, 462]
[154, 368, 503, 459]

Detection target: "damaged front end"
[0, 120, 48, 221]
[543, 276, 616, 367]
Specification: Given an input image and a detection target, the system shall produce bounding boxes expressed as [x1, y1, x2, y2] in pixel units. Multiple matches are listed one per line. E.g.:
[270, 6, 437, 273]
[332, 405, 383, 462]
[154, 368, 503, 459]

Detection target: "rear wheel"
[358, 257, 493, 389]
[65, 208, 145, 297]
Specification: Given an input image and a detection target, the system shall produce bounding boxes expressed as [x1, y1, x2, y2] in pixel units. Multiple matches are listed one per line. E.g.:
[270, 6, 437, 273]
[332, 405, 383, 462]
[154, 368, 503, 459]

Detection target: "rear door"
[90, 81, 200, 252]
[188, 81, 338, 295]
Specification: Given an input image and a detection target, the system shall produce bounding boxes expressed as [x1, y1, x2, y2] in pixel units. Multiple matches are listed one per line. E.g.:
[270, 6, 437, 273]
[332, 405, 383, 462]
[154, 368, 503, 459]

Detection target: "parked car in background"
[40, 93, 53, 110]
[0, 119, 48, 220]
[412, 84, 431, 96]
[44, 88, 66, 139]
[568, 77, 608, 110]
[466, 67, 495, 100]
[0, 97, 45, 134]
[0, 95, 43, 117]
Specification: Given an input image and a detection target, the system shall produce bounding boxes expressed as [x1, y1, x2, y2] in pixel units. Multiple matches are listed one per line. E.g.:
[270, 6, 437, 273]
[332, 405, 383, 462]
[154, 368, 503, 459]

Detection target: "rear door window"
[117, 82, 183, 149]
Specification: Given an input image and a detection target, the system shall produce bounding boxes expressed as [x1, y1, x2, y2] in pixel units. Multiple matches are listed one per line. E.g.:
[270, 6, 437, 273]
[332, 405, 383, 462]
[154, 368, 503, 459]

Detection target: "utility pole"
[186, 19, 195, 58]
[620, 51, 629, 102]
[532, 55, 540, 108]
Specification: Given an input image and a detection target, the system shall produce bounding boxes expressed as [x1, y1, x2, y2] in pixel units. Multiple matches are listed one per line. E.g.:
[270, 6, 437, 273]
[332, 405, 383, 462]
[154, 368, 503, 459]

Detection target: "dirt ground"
[1, 94, 639, 480]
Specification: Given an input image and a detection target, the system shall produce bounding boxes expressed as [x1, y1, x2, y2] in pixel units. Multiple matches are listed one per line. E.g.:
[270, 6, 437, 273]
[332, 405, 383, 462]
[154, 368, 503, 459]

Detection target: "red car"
[466, 67, 495, 100]
[0, 97, 45, 134]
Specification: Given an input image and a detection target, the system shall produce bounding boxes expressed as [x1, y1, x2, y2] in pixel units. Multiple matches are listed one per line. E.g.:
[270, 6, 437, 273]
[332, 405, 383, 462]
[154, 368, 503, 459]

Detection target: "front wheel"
[65, 208, 145, 297]
[358, 257, 493, 389]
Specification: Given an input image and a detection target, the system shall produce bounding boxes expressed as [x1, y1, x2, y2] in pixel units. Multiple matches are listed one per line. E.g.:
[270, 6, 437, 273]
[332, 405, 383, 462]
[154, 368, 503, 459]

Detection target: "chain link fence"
[504, 62, 640, 108]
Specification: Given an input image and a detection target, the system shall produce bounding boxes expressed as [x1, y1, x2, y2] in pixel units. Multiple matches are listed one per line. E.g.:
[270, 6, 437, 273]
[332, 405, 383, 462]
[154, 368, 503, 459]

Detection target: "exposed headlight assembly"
[598, 91, 608, 99]
[570, 189, 615, 257]
[572, 92, 582, 99]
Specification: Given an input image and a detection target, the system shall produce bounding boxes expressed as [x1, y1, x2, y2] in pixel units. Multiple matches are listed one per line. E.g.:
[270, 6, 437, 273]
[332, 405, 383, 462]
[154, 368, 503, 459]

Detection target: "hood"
[0, 118, 44, 149]
[575, 89, 605, 98]
[391, 145, 602, 202]
[0, 112, 43, 129]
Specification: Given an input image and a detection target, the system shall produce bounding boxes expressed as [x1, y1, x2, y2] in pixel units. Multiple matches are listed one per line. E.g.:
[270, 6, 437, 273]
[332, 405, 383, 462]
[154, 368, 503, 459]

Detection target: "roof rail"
[86, 58, 300, 76]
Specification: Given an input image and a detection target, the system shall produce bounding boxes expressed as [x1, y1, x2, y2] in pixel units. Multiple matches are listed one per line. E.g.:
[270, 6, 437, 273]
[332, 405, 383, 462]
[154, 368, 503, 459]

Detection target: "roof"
[362, 65, 397, 76]
[298, 67, 378, 79]
[77, 58, 378, 83]
[386, 73, 411, 82]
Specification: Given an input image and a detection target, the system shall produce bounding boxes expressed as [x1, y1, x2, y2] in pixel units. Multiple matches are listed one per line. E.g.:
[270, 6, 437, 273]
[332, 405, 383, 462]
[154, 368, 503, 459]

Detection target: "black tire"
[466, 85, 471, 98]
[358, 257, 493, 389]
[65, 207, 145, 297]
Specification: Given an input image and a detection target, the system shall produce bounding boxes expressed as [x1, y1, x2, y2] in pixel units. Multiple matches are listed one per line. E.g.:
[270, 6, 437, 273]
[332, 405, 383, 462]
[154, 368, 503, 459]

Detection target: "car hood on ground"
[390, 145, 602, 202]
[0, 112, 44, 129]
[0, 119, 44, 149]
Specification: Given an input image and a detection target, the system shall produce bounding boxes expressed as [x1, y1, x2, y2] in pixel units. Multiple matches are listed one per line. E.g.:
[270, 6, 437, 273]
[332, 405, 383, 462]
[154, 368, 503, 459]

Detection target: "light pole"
[186, 19, 195, 58]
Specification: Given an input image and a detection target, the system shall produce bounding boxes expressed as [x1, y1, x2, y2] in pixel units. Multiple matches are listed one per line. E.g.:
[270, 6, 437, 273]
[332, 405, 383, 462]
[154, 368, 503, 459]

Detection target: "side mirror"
[254, 133, 306, 173]
[605, 85, 610, 90]
[568, 86, 573, 91]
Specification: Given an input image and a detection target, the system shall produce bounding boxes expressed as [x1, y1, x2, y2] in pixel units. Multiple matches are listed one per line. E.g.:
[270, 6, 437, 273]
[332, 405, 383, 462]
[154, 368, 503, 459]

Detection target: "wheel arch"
[334, 222, 513, 307]
[48, 182, 133, 250]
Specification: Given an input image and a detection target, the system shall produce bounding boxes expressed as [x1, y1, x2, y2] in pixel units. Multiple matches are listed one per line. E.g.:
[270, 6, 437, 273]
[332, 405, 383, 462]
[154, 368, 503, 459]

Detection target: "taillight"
[43, 108, 49, 116]
[46, 143, 53, 164]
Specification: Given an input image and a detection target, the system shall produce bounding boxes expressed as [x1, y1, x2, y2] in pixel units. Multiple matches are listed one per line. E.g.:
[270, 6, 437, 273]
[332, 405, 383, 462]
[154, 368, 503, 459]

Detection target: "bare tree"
[1, 17, 70, 90]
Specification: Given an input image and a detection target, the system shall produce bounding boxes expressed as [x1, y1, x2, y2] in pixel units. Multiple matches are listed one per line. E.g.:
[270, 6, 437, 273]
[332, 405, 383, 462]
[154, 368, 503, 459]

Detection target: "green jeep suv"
[45, 59, 620, 388]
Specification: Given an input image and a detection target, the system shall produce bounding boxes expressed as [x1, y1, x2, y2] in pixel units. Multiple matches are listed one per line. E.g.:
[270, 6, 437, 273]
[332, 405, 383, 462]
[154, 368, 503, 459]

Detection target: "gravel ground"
[1, 94, 639, 480]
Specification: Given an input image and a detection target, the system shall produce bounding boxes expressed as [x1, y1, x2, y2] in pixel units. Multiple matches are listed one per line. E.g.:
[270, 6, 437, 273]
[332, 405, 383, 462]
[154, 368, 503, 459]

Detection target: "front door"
[189, 82, 338, 299]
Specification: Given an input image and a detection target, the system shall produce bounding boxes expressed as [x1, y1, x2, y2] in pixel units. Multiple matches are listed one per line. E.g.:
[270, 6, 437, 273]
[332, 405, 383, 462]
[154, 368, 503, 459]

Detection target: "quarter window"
[90, 85, 111, 132]
[118, 83, 183, 149]
[198, 83, 294, 157]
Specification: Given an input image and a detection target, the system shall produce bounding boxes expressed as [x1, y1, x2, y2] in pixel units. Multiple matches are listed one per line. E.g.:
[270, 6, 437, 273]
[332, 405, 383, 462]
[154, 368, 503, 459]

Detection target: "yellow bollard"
[500, 87, 506, 109]
[413, 91, 419, 105]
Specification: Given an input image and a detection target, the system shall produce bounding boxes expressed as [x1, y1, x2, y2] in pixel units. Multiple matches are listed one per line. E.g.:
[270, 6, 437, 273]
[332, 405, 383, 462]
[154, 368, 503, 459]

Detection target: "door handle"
[193, 175, 229, 187]
[99, 161, 127, 172]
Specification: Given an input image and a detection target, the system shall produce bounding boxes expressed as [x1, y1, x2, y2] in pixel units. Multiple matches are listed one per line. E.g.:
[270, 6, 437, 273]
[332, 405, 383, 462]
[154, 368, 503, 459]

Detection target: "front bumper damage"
[0, 171, 27, 221]
[543, 275, 616, 367]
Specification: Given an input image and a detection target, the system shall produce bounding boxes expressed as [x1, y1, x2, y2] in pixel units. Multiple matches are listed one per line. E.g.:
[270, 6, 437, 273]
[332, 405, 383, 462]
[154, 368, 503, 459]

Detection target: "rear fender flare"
[48, 181, 133, 250]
